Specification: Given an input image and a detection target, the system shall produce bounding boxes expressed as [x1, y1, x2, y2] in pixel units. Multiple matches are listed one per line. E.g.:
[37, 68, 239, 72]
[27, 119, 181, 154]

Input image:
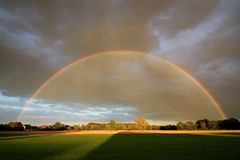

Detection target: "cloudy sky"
[0, 0, 239, 124]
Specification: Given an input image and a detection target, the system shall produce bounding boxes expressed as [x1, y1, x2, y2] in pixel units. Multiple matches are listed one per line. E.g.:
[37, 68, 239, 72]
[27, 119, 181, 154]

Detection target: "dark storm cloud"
[149, 0, 240, 118]
[0, 0, 239, 121]
[0, 0, 175, 96]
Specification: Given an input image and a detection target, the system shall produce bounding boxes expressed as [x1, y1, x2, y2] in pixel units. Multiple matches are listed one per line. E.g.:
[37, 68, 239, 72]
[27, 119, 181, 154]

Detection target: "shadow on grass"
[81, 132, 240, 160]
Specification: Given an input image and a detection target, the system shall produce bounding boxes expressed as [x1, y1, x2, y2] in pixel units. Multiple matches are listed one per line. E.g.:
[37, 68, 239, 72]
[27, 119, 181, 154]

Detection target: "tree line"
[0, 117, 240, 131]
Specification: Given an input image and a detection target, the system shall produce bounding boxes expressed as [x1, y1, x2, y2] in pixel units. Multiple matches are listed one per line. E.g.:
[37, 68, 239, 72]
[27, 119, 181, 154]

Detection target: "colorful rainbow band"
[17, 50, 227, 121]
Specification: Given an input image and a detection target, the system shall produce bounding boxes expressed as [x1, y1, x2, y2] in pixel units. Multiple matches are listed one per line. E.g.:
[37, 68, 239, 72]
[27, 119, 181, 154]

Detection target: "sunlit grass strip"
[46, 134, 114, 160]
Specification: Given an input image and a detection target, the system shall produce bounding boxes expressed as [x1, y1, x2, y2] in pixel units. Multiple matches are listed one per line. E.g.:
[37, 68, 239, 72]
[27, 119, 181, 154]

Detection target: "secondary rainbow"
[17, 50, 227, 121]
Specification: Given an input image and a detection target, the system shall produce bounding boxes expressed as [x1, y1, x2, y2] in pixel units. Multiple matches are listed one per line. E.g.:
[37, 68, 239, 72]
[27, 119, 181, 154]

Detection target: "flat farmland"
[0, 131, 240, 160]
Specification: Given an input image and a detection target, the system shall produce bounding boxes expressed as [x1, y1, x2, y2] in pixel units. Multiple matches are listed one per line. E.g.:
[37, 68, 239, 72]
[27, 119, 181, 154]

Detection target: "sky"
[0, 0, 239, 124]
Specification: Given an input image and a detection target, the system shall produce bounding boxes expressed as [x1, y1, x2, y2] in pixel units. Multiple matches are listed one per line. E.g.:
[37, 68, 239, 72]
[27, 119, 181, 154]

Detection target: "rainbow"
[17, 50, 227, 121]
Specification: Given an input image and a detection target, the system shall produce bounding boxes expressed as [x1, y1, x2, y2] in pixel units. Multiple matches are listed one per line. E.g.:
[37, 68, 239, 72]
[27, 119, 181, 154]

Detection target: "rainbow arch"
[17, 50, 227, 121]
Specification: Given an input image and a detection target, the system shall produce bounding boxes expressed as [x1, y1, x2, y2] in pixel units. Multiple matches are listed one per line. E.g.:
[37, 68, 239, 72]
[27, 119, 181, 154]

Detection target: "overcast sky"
[0, 0, 239, 124]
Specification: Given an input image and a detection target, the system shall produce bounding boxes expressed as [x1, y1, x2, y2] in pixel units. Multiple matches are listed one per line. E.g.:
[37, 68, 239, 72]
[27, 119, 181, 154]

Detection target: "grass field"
[0, 132, 240, 160]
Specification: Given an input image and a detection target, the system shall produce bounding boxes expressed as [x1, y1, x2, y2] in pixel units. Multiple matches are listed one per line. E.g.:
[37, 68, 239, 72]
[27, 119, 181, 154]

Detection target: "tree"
[134, 116, 149, 130]
[73, 125, 81, 130]
[53, 122, 66, 130]
[196, 119, 210, 130]
[160, 125, 177, 130]
[151, 125, 160, 130]
[218, 118, 240, 130]
[108, 120, 116, 130]
[24, 124, 32, 130]
[85, 123, 107, 130]
[185, 121, 196, 130]
[0, 124, 8, 131]
[126, 123, 137, 130]
[81, 124, 86, 130]
[177, 121, 195, 130]
[209, 120, 219, 130]
[115, 123, 127, 130]
[177, 122, 186, 130]
[7, 122, 24, 131]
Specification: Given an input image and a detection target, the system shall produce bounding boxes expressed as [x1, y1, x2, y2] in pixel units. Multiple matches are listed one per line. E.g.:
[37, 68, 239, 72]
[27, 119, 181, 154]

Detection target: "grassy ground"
[0, 133, 239, 160]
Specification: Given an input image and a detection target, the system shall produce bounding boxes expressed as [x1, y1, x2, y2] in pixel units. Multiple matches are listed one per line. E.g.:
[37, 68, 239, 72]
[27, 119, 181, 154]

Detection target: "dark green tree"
[7, 122, 24, 131]
[218, 118, 240, 129]
[196, 119, 210, 130]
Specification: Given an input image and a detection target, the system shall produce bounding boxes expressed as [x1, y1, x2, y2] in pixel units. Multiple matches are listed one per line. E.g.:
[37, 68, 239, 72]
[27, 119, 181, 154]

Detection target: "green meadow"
[0, 133, 240, 160]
